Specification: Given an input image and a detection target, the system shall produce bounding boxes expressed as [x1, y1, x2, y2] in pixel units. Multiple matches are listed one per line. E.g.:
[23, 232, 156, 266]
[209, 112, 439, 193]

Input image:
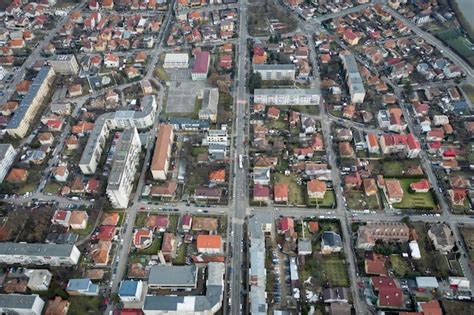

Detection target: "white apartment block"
[253, 64, 296, 81]
[0, 294, 45, 315]
[0, 243, 81, 266]
[163, 53, 189, 69]
[0, 144, 17, 183]
[339, 51, 366, 104]
[50, 54, 80, 75]
[106, 127, 141, 209]
[207, 129, 228, 146]
[254, 88, 320, 105]
[79, 95, 156, 175]
[6, 66, 55, 138]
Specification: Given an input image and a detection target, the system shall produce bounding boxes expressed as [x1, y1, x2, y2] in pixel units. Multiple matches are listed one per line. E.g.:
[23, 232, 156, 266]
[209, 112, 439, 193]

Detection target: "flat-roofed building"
[198, 88, 218, 123]
[254, 88, 320, 105]
[253, 64, 296, 81]
[0, 144, 16, 183]
[0, 243, 81, 266]
[147, 265, 198, 289]
[151, 124, 174, 180]
[0, 294, 45, 315]
[79, 95, 157, 174]
[50, 54, 80, 75]
[106, 128, 141, 208]
[143, 263, 224, 314]
[6, 66, 55, 138]
[163, 53, 189, 69]
[339, 51, 366, 103]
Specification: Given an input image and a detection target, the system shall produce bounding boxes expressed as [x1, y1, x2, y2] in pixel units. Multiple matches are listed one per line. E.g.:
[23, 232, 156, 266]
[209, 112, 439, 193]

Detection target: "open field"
[392, 179, 436, 210]
[345, 190, 381, 210]
[461, 84, 474, 104]
[437, 29, 474, 66]
[370, 159, 424, 177]
[443, 300, 474, 315]
[321, 255, 350, 287]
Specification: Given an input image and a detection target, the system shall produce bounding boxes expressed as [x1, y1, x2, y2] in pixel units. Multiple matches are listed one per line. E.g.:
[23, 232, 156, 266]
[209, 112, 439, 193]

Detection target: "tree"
[403, 79, 413, 97]
[249, 72, 262, 93]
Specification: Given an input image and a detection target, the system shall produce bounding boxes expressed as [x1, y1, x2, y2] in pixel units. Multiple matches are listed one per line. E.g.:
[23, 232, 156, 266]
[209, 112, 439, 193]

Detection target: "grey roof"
[7, 66, 53, 129]
[253, 64, 296, 71]
[168, 117, 210, 129]
[0, 242, 77, 257]
[143, 262, 224, 312]
[339, 52, 366, 95]
[107, 127, 140, 190]
[0, 144, 14, 160]
[322, 287, 348, 302]
[0, 294, 42, 309]
[298, 239, 312, 253]
[199, 88, 218, 117]
[148, 265, 197, 287]
[254, 88, 320, 96]
[322, 231, 342, 247]
[415, 277, 439, 288]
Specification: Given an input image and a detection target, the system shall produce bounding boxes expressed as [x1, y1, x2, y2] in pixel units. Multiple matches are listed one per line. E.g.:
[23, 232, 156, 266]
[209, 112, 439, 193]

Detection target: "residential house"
[357, 222, 409, 250]
[321, 231, 342, 254]
[274, 183, 289, 204]
[428, 224, 454, 254]
[66, 279, 99, 296]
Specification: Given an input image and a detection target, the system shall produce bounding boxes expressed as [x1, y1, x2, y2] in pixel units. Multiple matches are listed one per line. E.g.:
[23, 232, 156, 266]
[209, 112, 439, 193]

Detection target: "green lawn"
[390, 254, 411, 277]
[345, 190, 380, 210]
[375, 160, 423, 177]
[274, 173, 305, 206]
[174, 243, 186, 265]
[392, 178, 436, 210]
[72, 222, 94, 236]
[268, 118, 287, 130]
[309, 190, 336, 208]
[461, 84, 474, 104]
[137, 236, 162, 255]
[437, 29, 474, 66]
[18, 183, 36, 194]
[321, 256, 350, 287]
[168, 215, 179, 232]
[44, 182, 61, 195]
[135, 213, 148, 228]
[68, 296, 101, 315]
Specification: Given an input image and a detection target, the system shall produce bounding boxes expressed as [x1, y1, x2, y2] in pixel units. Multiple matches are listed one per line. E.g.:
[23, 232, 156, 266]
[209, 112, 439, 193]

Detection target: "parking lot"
[166, 80, 207, 114]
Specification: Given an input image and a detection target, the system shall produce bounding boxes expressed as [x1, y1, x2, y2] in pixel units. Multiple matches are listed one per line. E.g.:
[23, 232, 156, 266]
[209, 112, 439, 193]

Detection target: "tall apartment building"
[253, 64, 296, 81]
[6, 66, 55, 138]
[79, 95, 157, 174]
[0, 243, 81, 266]
[339, 51, 366, 103]
[106, 128, 141, 208]
[198, 88, 219, 123]
[50, 54, 80, 75]
[151, 124, 174, 180]
[254, 88, 320, 105]
[0, 144, 16, 183]
[0, 294, 45, 315]
[163, 53, 189, 68]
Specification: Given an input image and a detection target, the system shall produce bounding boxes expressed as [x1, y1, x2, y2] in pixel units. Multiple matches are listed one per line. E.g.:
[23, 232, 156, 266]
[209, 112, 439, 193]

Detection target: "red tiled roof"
[378, 287, 403, 308]
[371, 276, 397, 291]
[192, 51, 210, 74]
[97, 225, 116, 240]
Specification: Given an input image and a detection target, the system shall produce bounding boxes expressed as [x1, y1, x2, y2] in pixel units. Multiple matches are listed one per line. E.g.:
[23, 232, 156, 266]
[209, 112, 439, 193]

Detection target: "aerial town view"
[2, 0, 474, 314]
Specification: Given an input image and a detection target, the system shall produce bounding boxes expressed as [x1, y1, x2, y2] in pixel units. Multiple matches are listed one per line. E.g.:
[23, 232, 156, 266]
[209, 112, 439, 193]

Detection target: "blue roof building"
[118, 280, 143, 302]
[66, 278, 99, 296]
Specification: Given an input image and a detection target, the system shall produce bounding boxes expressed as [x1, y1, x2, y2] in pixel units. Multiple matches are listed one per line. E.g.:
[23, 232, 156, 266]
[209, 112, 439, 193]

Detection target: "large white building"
[206, 129, 228, 146]
[339, 51, 366, 104]
[163, 53, 189, 69]
[0, 144, 17, 183]
[79, 95, 157, 174]
[143, 263, 224, 315]
[0, 243, 81, 266]
[253, 64, 296, 81]
[198, 88, 219, 123]
[6, 66, 56, 138]
[106, 127, 141, 209]
[0, 294, 45, 315]
[50, 54, 80, 75]
[254, 88, 320, 105]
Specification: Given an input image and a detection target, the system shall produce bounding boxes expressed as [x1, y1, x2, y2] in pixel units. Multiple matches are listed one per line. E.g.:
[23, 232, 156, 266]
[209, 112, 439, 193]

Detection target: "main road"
[229, 0, 250, 313]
